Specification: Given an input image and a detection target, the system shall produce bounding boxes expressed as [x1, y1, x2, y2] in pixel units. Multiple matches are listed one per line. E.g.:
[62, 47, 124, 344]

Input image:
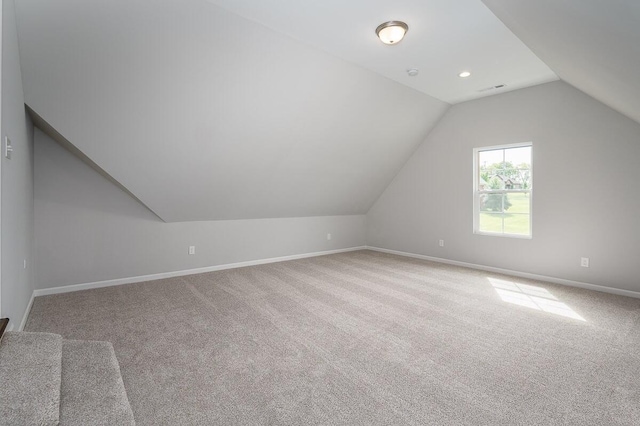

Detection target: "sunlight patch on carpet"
[489, 277, 586, 321]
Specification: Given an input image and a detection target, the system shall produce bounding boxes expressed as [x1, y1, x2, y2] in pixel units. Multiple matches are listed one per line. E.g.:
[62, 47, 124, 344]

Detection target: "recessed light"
[459, 71, 471, 78]
[376, 21, 409, 45]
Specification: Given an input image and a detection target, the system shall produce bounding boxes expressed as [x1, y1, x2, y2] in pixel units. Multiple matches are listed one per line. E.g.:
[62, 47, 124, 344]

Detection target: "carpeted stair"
[0, 331, 135, 425]
[0, 332, 62, 425]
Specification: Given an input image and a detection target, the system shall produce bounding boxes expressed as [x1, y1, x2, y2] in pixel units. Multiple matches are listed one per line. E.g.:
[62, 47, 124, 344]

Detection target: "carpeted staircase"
[0, 331, 135, 425]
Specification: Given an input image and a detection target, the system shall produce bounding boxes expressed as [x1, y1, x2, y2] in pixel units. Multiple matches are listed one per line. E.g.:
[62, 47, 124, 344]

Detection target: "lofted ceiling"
[482, 0, 640, 124]
[16, 0, 632, 223]
[16, 0, 448, 222]
[207, 0, 558, 104]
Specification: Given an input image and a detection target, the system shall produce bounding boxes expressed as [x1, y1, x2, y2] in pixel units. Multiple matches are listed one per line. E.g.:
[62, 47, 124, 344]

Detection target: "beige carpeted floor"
[26, 250, 640, 425]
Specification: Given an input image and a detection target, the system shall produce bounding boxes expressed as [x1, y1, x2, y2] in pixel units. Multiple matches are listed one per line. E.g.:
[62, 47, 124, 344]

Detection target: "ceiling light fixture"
[407, 68, 419, 77]
[376, 21, 408, 45]
[459, 71, 471, 78]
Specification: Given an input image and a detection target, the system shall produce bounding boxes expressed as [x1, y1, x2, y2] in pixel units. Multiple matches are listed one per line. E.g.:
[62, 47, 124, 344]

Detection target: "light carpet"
[0, 332, 62, 425]
[61, 339, 136, 425]
[25, 250, 640, 425]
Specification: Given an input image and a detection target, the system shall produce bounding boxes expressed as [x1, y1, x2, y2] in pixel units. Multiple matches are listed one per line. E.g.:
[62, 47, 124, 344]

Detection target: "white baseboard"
[19, 292, 36, 331]
[366, 246, 640, 299]
[2, 293, 34, 332]
[25, 243, 639, 325]
[33, 246, 367, 297]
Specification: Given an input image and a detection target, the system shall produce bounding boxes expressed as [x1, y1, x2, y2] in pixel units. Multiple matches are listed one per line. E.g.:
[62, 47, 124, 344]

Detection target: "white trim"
[474, 141, 532, 152]
[18, 291, 35, 331]
[474, 229, 532, 240]
[26, 243, 639, 320]
[366, 246, 640, 299]
[33, 246, 367, 297]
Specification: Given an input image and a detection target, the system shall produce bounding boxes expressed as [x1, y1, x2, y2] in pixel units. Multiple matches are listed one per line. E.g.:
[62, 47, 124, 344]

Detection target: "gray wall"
[1, 0, 34, 328]
[35, 129, 366, 289]
[367, 81, 640, 293]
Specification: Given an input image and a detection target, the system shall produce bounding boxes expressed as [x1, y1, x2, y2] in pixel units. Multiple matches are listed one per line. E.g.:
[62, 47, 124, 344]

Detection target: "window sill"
[473, 231, 532, 239]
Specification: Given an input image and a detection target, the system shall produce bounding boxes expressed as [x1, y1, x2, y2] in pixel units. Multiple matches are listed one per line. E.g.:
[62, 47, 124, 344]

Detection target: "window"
[473, 143, 532, 237]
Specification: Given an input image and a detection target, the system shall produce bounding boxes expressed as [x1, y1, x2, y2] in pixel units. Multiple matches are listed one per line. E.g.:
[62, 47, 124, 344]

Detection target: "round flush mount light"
[458, 71, 471, 78]
[376, 21, 409, 45]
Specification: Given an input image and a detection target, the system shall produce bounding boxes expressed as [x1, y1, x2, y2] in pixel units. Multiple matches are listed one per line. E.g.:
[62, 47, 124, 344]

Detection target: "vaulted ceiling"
[14, 0, 637, 222]
[206, 0, 557, 103]
[16, 0, 449, 222]
[482, 0, 640, 124]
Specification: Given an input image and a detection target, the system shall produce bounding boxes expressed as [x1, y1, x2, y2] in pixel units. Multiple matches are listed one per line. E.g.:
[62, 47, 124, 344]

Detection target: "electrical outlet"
[327, 233, 332, 240]
[580, 257, 589, 268]
[189, 246, 196, 255]
[438, 239, 445, 247]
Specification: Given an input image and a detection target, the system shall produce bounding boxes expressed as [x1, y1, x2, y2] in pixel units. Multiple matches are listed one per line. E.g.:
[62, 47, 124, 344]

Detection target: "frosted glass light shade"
[376, 21, 408, 45]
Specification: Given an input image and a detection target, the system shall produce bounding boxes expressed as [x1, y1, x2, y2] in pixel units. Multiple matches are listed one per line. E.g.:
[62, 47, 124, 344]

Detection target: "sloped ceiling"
[483, 0, 640, 124]
[16, 0, 448, 222]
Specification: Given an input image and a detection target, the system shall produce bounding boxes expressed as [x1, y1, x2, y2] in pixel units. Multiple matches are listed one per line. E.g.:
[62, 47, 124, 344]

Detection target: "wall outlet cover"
[4, 136, 13, 159]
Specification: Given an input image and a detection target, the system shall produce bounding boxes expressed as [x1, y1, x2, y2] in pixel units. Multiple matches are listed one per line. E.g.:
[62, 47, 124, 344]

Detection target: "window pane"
[493, 176, 506, 190]
[505, 146, 531, 166]
[478, 149, 503, 191]
[506, 192, 530, 214]
[479, 212, 503, 233]
[478, 149, 503, 169]
[504, 214, 530, 235]
[505, 146, 531, 190]
[517, 168, 532, 190]
[479, 169, 500, 190]
[480, 193, 506, 213]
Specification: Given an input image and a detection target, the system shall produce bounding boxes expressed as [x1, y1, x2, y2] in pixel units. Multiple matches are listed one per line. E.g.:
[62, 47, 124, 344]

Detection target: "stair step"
[0, 332, 62, 426]
[60, 340, 135, 425]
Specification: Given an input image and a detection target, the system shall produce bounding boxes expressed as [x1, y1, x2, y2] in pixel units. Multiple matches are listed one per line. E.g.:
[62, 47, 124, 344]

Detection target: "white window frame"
[473, 142, 532, 238]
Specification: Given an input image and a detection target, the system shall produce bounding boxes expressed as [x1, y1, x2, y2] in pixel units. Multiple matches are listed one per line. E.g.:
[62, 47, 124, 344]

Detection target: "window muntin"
[474, 143, 532, 237]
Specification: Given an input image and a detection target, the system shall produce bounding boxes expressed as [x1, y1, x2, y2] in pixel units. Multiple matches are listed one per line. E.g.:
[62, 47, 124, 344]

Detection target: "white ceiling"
[207, 0, 558, 103]
[482, 0, 640, 124]
[20, 0, 631, 223]
[16, 0, 448, 222]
